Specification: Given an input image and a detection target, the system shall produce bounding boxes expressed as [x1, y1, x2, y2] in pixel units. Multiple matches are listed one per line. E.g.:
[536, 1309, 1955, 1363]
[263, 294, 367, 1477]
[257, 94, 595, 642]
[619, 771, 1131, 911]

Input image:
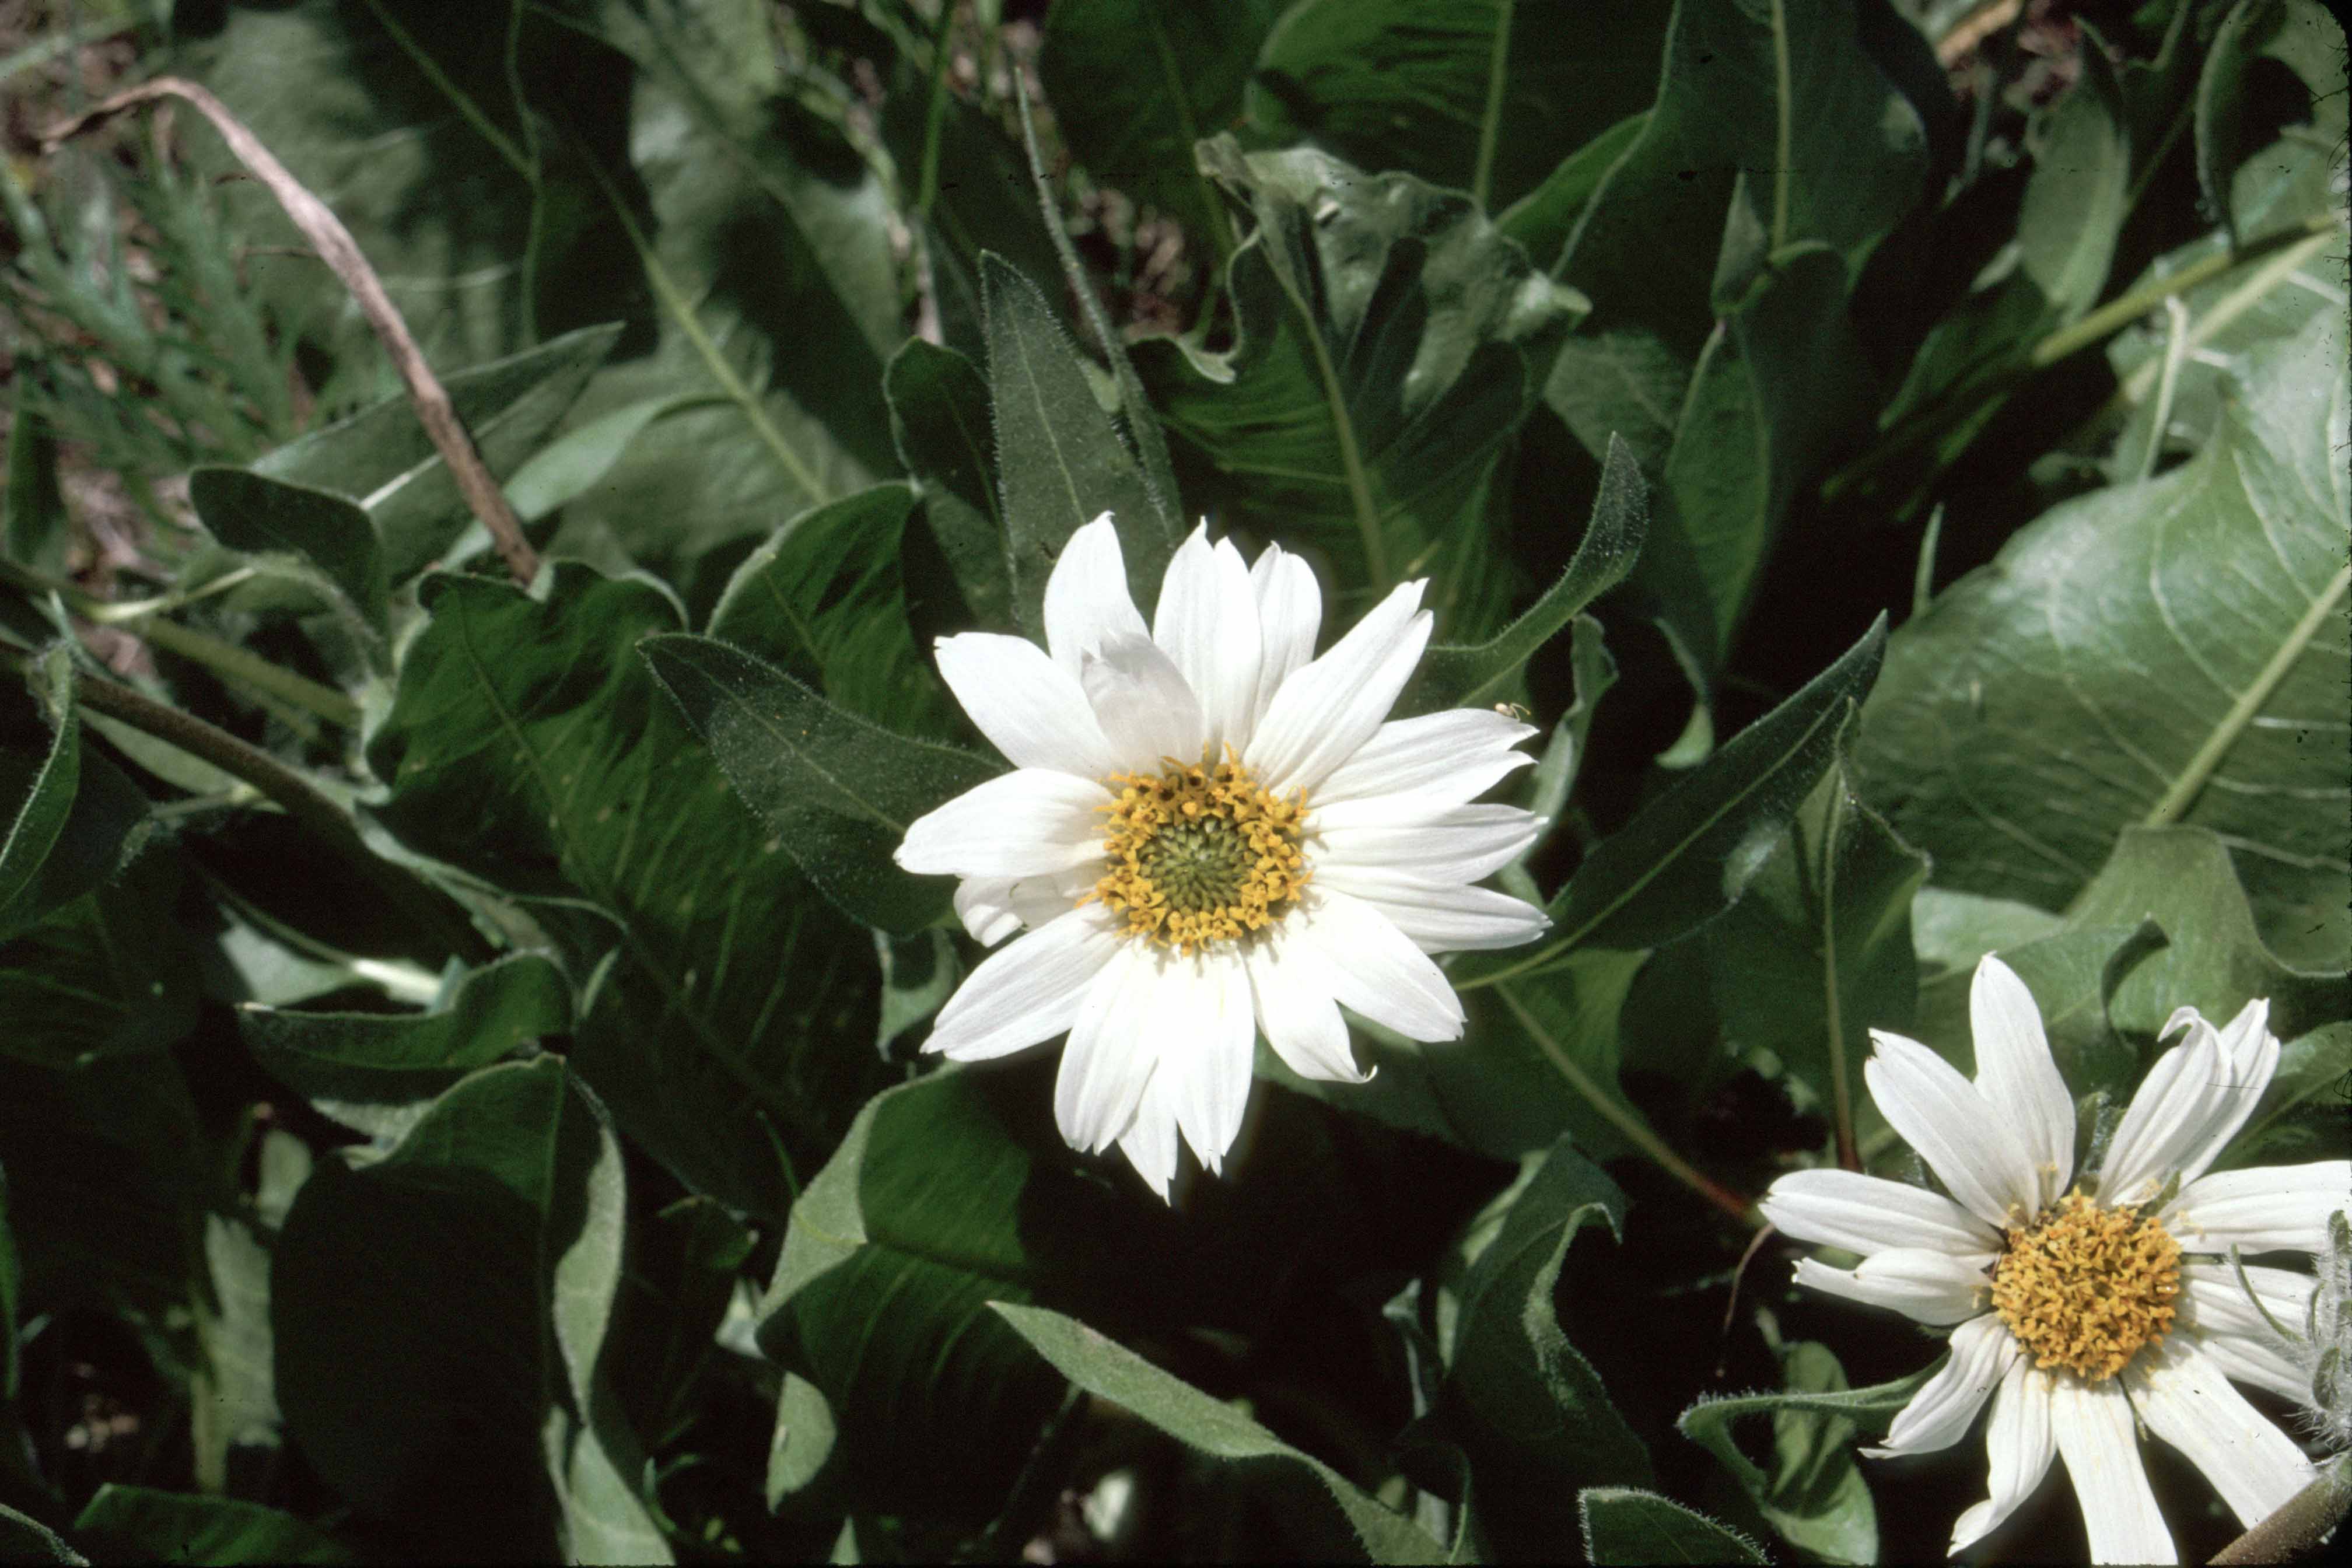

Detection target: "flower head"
[894, 515, 1550, 1197]
[1760, 957, 2345, 1563]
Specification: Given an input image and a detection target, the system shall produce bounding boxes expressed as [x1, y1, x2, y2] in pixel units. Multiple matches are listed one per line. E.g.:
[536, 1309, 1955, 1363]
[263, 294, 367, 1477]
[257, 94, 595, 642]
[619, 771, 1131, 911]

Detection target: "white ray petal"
[952, 875, 1075, 946]
[1950, 1359, 2057, 1554]
[2049, 1377, 2175, 1564]
[1310, 867, 1550, 953]
[2130, 1335, 2316, 1528]
[934, 632, 1120, 777]
[1054, 943, 1159, 1152]
[2161, 1161, 2352, 1256]
[1865, 1313, 2018, 1457]
[1969, 957, 2076, 1206]
[1244, 923, 1367, 1083]
[1115, 1062, 1180, 1201]
[1248, 544, 1321, 726]
[1154, 526, 1263, 752]
[1081, 632, 1207, 763]
[1312, 708, 1539, 817]
[925, 907, 1121, 1060]
[895, 770, 1111, 879]
[1313, 804, 1540, 885]
[1245, 580, 1430, 795]
[2099, 1020, 2229, 1208]
[1167, 950, 1257, 1175]
[1759, 1167, 2002, 1259]
[1863, 1030, 2042, 1229]
[1290, 887, 1464, 1042]
[1791, 1253, 1994, 1326]
[1044, 513, 1147, 676]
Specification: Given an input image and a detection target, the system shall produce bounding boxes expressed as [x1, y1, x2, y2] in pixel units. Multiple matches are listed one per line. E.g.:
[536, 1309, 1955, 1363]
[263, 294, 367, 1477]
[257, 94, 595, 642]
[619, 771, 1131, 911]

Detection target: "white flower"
[893, 514, 1550, 1198]
[1761, 957, 2346, 1564]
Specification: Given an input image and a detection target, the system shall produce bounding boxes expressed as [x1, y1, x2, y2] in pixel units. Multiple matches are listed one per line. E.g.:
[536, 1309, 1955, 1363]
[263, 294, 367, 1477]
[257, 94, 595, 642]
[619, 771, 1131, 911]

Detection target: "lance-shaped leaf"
[641, 634, 996, 933]
[887, 340, 1014, 628]
[993, 1302, 1449, 1564]
[1, 648, 150, 940]
[272, 1059, 667, 1563]
[186, 470, 388, 636]
[1398, 430, 1647, 715]
[368, 564, 890, 1220]
[984, 255, 1174, 632]
[72, 1488, 350, 1566]
[0, 848, 200, 1072]
[1578, 1489, 1766, 1566]
[1857, 310, 2350, 967]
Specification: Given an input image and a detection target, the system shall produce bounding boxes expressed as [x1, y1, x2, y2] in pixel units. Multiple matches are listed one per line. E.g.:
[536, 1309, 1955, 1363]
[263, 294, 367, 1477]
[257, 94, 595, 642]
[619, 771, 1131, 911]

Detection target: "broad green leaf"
[193, 1202, 290, 1493]
[1426, 1140, 1648, 1556]
[705, 484, 954, 736]
[368, 563, 888, 1220]
[1474, 615, 1885, 970]
[503, 391, 711, 524]
[272, 1059, 667, 1563]
[992, 1302, 1448, 1565]
[1398, 431, 1647, 716]
[1, 648, 150, 940]
[1247, 0, 1669, 212]
[753, 1072, 1164, 1519]
[609, 1195, 755, 1452]
[1678, 1342, 1928, 1565]
[72, 1488, 349, 1566]
[1041, 0, 1283, 244]
[886, 340, 1013, 629]
[1496, 112, 1650, 261]
[240, 953, 572, 1140]
[241, 323, 622, 582]
[1856, 310, 2350, 965]
[1578, 1488, 1766, 1566]
[874, 927, 960, 1059]
[186, 469, 388, 636]
[2232, 1019, 2352, 1170]
[984, 254, 1174, 632]
[1137, 141, 1583, 631]
[1702, 748, 1929, 1154]
[0, 849, 200, 1070]
[0, 1504, 81, 1566]
[640, 632, 996, 932]
[2196, 0, 2348, 247]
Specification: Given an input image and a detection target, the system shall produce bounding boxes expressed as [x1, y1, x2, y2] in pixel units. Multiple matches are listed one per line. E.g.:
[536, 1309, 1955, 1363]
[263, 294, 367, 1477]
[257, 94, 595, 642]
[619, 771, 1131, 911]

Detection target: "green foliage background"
[0, 0, 2345, 1562]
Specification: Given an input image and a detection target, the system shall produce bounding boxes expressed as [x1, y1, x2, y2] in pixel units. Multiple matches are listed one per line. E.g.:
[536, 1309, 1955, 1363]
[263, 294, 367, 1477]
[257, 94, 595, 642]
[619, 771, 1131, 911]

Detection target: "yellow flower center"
[1084, 748, 1310, 954]
[1990, 1190, 2182, 1381]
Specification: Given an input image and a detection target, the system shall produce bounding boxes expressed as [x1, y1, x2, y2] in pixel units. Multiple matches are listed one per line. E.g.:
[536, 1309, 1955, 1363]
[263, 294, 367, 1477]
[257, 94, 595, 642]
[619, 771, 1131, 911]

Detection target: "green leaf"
[242, 324, 622, 582]
[72, 1487, 349, 1566]
[1247, 0, 1670, 212]
[2195, 0, 2348, 248]
[984, 254, 1174, 633]
[1398, 431, 1647, 715]
[1140, 142, 1582, 629]
[1578, 1488, 1766, 1566]
[610, 1195, 755, 1453]
[368, 562, 888, 1220]
[2015, 42, 2132, 323]
[992, 1301, 1449, 1565]
[1857, 309, 2350, 965]
[886, 340, 1013, 629]
[1427, 1140, 1648, 1556]
[0, 848, 200, 1071]
[239, 953, 572, 1140]
[0, 1503, 82, 1566]
[640, 632, 996, 933]
[503, 391, 710, 524]
[705, 484, 954, 736]
[272, 1059, 667, 1562]
[193, 1209, 284, 1493]
[1041, 0, 1280, 242]
[1702, 747, 1929, 1150]
[185, 469, 388, 637]
[4, 396, 68, 574]
[1679, 1342, 1929, 1565]
[1, 648, 150, 940]
[1480, 615, 1886, 969]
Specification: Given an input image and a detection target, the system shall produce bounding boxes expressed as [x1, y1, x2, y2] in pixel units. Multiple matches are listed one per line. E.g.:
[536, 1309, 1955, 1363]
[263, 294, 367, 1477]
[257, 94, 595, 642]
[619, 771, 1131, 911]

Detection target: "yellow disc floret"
[1990, 1190, 2182, 1381]
[1085, 747, 1310, 953]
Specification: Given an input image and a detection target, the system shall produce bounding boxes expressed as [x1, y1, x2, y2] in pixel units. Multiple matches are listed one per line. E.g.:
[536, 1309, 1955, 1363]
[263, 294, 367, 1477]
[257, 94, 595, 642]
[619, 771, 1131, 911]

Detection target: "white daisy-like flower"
[1761, 956, 2347, 1564]
[892, 514, 1550, 1198]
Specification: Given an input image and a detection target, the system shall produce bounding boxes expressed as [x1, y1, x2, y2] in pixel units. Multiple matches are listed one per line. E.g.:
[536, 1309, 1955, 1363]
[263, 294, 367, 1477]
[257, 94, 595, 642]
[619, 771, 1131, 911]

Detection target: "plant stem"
[1471, 0, 1515, 214]
[1494, 981, 1759, 1226]
[913, 0, 960, 222]
[2210, 1451, 2352, 1564]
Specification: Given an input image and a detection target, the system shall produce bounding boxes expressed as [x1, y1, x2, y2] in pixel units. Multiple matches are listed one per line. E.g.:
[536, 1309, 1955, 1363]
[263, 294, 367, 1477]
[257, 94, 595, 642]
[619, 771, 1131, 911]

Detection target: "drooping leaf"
[992, 1302, 1448, 1564]
[186, 469, 388, 636]
[1398, 431, 1647, 716]
[1578, 1488, 1767, 1566]
[272, 1058, 667, 1562]
[1857, 310, 2350, 965]
[239, 953, 572, 1140]
[2195, 0, 2348, 247]
[1424, 1140, 1648, 1557]
[705, 484, 954, 736]
[640, 632, 996, 933]
[72, 1487, 350, 1566]
[1248, 1, 1670, 212]
[368, 563, 888, 1220]
[984, 254, 1174, 632]
[1138, 141, 1583, 632]
[1, 648, 150, 940]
